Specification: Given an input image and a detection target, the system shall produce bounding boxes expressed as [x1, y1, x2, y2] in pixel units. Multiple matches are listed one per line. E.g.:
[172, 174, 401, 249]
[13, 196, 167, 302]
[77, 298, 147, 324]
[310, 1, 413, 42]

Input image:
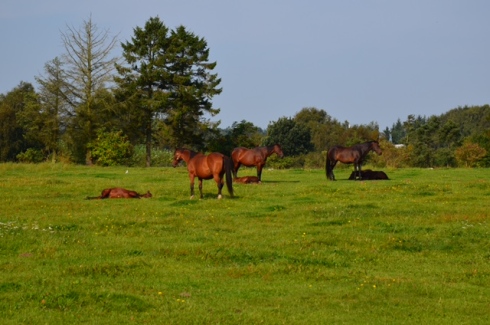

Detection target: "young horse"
[326, 141, 382, 181]
[86, 188, 152, 199]
[233, 176, 261, 184]
[173, 148, 234, 199]
[231, 144, 284, 181]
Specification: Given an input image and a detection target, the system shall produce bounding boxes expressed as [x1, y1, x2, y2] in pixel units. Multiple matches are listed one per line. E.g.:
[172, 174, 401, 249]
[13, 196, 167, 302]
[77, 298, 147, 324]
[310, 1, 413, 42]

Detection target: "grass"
[0, 163, 489, 324]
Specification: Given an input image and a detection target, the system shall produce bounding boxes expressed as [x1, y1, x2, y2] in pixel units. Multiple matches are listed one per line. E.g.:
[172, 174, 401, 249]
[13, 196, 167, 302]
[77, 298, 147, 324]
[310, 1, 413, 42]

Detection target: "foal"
[86, 188, 152, 199]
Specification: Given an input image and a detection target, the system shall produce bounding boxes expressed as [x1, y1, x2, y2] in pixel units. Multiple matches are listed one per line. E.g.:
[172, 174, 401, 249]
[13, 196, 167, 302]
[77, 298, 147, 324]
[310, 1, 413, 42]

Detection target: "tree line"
[0, 16, 489, 168]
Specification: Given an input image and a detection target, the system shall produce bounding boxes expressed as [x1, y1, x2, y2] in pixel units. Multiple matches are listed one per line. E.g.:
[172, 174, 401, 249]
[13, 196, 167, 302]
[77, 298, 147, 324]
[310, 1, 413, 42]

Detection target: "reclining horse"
[348, 169, 389, 180]
[233, 176, 261, 184]
[86, 187, 152, 199]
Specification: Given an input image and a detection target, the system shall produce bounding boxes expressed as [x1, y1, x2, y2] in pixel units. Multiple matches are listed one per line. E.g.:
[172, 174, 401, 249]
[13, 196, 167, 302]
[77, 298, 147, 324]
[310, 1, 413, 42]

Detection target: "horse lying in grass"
[233, 176, 261, 184]
[86, 188, 152, 199]
[348, 170, 389, 180]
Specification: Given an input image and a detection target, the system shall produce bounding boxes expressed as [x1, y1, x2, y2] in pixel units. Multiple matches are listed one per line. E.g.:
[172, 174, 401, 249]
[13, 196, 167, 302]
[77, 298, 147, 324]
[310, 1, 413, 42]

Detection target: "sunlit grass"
[0, 164, 489, 323]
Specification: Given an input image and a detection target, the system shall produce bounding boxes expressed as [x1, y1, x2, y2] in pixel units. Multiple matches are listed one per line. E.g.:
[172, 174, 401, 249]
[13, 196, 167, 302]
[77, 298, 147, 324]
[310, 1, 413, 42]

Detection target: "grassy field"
[0, 163, 489, 324]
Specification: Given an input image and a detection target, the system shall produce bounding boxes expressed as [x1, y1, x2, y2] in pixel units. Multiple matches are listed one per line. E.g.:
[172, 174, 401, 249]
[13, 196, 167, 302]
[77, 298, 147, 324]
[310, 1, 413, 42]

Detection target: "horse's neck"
[182, 150, 197, 163]
[359, 143, 373, 156]
[265, 146, 276, 156]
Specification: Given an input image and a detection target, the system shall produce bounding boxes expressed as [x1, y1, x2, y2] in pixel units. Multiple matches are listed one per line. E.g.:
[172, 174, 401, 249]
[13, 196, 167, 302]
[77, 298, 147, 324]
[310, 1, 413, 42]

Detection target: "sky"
[1, 0, 490, 131]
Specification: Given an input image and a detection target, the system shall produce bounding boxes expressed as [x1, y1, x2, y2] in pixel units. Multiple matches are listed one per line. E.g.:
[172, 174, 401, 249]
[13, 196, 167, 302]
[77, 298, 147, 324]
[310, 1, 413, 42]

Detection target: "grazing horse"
[326, 141, 382, 181]
[348, 169, 389, 180]
[173, 148, 234, 199]
[86, 188, 152, 199]
[231, 144, 284, 181]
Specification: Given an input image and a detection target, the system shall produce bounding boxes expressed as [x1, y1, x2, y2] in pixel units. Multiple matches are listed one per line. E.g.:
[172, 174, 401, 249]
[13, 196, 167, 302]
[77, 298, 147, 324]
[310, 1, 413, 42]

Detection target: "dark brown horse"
[173, 148, 234, 199]
[231, 144, 284, 181]
[86, 188, 152, 199]
[348, 169, 389, 180]
[326, 141, 382, 181]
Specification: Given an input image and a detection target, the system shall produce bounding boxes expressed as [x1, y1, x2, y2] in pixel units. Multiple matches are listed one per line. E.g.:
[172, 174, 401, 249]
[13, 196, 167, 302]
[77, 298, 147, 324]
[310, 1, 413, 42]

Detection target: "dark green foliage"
[88, 130, 133, 166]
[208, 120, 264, 155]
[34, 57, 71, 162]
[0, 82, 43, 161]
[115, 17, 221, 164]
[16, 148, 44, 163]
[389, 119, 405, 144]
[393, 105, 490, 167]
[263, 117, 313, 156]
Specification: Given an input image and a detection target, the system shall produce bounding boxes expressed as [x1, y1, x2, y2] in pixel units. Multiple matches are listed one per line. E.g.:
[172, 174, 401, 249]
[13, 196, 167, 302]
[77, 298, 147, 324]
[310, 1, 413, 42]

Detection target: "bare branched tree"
[60, 15, 119, 163]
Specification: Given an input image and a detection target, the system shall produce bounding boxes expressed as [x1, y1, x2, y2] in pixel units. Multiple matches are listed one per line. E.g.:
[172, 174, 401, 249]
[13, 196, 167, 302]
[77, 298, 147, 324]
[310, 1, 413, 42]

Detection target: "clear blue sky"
[2, 0, 489, 131]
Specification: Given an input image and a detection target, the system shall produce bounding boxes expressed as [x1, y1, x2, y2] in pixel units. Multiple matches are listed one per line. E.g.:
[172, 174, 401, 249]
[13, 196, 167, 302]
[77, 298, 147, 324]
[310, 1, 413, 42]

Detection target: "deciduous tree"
[60, 15, 119, 163]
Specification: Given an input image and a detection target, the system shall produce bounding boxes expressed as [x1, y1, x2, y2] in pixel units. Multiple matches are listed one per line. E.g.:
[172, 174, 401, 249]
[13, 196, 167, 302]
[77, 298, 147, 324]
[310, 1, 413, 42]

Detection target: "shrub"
[16, 148, 44, 163]
[88, 130, 133, 166]
[128, 145, 174, 167]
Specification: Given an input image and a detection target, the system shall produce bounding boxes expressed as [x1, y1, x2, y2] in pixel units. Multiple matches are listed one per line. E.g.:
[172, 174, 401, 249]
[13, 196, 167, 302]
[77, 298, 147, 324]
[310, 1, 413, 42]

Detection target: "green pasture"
[0, 163, 489, 324]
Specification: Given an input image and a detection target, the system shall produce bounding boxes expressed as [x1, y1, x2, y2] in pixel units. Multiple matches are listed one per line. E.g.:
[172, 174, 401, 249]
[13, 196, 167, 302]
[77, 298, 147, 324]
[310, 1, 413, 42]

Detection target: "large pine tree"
[115, 17, 221, 166]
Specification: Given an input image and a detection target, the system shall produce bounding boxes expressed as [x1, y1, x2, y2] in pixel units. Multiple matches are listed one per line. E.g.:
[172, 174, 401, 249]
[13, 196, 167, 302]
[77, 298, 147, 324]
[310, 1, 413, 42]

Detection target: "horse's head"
[274, 144, 285, 158]
[172, 149, 185, 167]
[371, 141, 382, 155]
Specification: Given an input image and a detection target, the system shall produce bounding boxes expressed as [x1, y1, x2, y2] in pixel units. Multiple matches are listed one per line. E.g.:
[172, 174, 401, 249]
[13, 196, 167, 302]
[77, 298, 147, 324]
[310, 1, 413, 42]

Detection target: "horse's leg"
[215, 174, 224, 199]
[330, 160, 337, 181]
[355, 162, 362, 180]
[257, 164, 263, 182]
[198, 178, 204, 199]
[189, 175, 196, 199]
[233, 162, 241, 178]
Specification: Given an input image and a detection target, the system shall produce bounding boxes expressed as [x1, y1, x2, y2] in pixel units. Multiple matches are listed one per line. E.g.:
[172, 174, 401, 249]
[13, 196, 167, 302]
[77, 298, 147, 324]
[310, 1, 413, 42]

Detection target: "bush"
[16, 148, 44, 163]
[88, 130, 133, 166]
[128, 145, 174, 167]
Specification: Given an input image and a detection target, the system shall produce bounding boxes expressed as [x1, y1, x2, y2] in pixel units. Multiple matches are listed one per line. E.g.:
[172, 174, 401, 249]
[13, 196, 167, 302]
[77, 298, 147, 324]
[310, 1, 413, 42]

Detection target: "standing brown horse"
[173, 148, 234, 199]
[326, 141, 382, 181]
[231, 144, 284, 181]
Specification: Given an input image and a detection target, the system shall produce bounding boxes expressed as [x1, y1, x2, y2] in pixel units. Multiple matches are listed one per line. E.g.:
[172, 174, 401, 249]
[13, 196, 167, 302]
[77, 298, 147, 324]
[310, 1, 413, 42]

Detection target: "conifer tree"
[115, 17, 221, 166]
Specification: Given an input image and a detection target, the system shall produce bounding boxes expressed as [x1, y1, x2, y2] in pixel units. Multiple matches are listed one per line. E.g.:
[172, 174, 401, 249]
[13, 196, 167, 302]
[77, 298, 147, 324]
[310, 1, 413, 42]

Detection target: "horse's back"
[189, 152, 226, 179]
[329, 145, 360, 163]
[231, 147, 250, 161]
[232, 147, 265, 166]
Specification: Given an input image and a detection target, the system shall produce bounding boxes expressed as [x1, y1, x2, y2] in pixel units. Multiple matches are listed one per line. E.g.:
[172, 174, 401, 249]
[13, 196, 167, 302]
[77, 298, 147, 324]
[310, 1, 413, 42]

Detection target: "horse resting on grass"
[348, 169, 389, 180]
[231, 144, 284, 182]
[233, 176, 261, 184]
[326, 141, 382, 181]
[86, 188, 152, 199]
[173, 148, 234, 199]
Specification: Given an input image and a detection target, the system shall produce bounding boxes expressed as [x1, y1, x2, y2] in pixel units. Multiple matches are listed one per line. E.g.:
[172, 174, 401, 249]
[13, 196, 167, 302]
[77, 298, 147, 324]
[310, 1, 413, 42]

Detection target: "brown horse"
[231, 144, 284, 181]
[326, 141, 382, 181]
[348, 169, 389, 180]
[173, 148, 234, 199]
[86, 187, 152, 199]
[233, 176, 261, 184]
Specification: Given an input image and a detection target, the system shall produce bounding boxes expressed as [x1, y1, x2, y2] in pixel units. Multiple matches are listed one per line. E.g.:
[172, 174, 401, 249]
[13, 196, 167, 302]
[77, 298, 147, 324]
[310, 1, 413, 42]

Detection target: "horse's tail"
[224, 156, 234, 197]
[85, 196, 100, 200]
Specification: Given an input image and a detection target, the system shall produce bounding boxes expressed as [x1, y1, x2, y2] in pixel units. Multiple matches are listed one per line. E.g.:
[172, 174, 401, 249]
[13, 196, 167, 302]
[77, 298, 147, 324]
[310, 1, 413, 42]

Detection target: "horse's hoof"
[217, 194, 222, 199]
[190, 195, 195, 199]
